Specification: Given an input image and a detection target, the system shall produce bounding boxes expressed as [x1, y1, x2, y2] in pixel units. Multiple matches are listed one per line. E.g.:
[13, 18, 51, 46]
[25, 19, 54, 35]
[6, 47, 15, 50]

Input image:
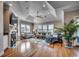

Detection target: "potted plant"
[55, 19, 79, 48]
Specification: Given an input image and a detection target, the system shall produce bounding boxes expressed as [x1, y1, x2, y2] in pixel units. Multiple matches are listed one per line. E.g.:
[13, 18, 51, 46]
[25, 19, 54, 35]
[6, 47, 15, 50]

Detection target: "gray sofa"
[21, 32, 34, 39]
[45, 33, 62, 44]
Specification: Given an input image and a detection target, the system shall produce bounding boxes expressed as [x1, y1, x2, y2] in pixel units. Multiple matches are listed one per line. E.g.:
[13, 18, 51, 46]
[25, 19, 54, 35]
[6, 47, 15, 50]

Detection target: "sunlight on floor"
[21, 43, 26, 52]
[26, 42, 31, 50]
[21, 42, 31, 52]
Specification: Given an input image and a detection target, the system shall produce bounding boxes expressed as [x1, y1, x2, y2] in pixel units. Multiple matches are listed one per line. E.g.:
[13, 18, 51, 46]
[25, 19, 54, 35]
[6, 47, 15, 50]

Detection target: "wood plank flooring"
[3, 39, 79, 57]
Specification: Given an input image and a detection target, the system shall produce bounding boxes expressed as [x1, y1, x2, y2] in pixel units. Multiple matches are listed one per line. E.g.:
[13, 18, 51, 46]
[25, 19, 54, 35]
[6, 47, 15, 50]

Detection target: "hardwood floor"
[3, 39, 79, 57]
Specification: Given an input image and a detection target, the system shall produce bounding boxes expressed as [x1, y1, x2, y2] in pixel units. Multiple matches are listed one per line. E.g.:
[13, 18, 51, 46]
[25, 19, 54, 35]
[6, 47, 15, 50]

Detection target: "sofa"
[45, 33, 62, 44]
[20, 32, 34, 39]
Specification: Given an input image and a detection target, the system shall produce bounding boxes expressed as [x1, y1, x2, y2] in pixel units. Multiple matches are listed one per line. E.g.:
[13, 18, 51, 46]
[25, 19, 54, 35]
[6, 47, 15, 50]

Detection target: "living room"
[0, 1, 79, 57]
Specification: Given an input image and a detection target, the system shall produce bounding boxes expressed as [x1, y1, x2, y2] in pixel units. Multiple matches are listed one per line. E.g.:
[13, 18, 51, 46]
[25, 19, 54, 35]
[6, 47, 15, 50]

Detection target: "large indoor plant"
[55, 19, 79, 48]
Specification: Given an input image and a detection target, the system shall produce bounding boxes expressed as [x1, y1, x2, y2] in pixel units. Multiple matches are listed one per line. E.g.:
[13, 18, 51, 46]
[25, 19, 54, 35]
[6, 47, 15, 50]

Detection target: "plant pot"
[66, 41, 73, 48]
[64, 40, 73, 48]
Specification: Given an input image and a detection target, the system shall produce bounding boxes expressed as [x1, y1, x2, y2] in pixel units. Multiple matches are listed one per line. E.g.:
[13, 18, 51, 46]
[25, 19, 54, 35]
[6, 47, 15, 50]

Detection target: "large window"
[76, 17, 79, 43]
[37, 24, 54, 33]
[48, 24, 54, 34]
[43, 25, 47, 32]
[26, 25, 30, 33]
[21, 24, 30, 33]
[37, 25, 42, 32]
[21, 24, 26, 33]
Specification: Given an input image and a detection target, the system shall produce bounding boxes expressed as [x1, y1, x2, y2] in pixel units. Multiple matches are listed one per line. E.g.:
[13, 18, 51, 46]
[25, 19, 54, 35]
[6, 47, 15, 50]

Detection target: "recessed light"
[43, 4, 46, 7]
[9, 3, 12, 7]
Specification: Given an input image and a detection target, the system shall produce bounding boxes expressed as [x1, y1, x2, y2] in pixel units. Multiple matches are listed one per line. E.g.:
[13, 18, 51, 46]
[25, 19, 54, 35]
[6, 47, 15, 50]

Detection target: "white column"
[17, 18, 21, 40]
[56, 8, 64, 27]
[0, 2, 4, 56]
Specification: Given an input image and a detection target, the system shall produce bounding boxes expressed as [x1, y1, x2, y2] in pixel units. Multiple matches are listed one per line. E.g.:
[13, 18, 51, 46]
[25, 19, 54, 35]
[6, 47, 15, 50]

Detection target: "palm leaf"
[55, 19, 79, 41]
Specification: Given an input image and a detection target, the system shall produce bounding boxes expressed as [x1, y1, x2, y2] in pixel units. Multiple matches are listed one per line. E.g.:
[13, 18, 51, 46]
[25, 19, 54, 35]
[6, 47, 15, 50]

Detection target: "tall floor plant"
[55, 19, 79, 48]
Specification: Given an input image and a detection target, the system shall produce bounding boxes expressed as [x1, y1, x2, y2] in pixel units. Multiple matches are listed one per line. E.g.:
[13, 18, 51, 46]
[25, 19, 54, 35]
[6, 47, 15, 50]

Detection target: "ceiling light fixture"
[9, 3, 12, 7]
[43, 4, 46, 7]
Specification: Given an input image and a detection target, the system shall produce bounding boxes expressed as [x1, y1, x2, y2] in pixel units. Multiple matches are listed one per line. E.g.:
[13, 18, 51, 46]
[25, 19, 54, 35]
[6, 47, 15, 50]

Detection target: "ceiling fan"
[35, 10, 46, 19]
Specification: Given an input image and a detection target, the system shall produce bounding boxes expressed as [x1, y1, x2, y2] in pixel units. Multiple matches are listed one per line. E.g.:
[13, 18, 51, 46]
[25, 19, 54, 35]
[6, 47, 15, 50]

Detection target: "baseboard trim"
[0, 51, 4, 56]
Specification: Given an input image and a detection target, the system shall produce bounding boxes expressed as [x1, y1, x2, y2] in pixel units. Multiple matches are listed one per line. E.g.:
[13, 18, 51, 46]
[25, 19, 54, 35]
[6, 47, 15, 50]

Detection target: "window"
[26, 25, 30, 33]
[37, 24, 54, 34]
[76, 17, 79, 43]
[48, 24, 54, 34]
[43, 25, 47, 32]
[37, 25, 42, 32]
[21, 24, 30, 33]
[21, 24, 26, 33]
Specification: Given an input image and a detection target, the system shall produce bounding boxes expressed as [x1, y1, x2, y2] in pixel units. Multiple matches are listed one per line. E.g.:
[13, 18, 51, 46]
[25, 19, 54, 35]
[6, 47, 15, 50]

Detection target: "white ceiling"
[5, 1, 79, 23]
[48, 1, 79, 12]
[5, 1, 58, 23]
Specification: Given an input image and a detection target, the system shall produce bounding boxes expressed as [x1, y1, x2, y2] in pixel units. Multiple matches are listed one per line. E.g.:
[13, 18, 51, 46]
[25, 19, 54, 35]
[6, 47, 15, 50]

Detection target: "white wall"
[0, 2, 4, 56]
[3, 35, 8, 50]
[45, 1, 57, 17]
[56, 8, 64, 27]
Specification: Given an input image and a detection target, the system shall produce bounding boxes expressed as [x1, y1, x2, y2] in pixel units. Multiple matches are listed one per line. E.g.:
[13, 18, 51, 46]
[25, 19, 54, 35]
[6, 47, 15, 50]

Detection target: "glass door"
[76, 17, 79, 43]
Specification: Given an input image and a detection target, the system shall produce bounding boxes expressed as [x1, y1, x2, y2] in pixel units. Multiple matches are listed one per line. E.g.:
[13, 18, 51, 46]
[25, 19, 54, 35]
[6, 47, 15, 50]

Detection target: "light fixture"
[9, 3, 12, 7]
[43, 4, 46, 7]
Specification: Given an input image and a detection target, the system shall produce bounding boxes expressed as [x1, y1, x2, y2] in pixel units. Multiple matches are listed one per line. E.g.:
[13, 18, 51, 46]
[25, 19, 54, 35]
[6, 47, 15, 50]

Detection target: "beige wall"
[54, 21, 63, 28]
[64, 10, 79, 23]
[4, 6, 12, 34]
